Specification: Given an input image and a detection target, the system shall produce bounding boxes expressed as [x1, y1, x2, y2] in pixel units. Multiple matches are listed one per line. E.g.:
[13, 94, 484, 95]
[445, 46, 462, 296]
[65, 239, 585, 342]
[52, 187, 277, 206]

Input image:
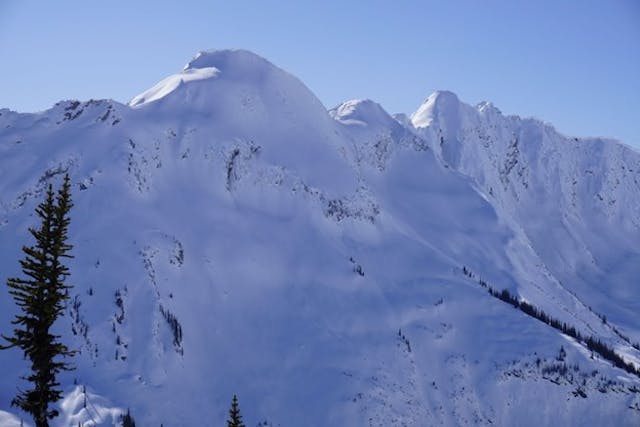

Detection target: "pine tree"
[0, 174, 74, 427]
[121, 409, 136, 427]
[226, 394, 245, 427]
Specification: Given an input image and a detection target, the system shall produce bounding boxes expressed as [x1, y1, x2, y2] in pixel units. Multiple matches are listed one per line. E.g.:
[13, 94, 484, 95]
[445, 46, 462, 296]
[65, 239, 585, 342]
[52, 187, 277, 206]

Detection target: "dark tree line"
[160, 305, 183, 350]
[466, 266, 640, 378]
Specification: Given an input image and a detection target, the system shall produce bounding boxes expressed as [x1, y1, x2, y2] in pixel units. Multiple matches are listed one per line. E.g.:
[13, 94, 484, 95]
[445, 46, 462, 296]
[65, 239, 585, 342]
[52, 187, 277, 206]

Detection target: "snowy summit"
[1, 49, 639, 426]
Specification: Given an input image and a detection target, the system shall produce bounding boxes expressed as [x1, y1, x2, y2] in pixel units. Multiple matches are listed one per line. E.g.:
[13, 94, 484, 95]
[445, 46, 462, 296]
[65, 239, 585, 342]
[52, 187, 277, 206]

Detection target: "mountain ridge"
[0, 49, 639, 426]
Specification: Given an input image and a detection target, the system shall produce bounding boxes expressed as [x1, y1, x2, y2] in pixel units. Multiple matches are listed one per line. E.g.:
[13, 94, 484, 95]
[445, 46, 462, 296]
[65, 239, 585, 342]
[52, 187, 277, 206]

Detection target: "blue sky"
[1, 0, 639, 146]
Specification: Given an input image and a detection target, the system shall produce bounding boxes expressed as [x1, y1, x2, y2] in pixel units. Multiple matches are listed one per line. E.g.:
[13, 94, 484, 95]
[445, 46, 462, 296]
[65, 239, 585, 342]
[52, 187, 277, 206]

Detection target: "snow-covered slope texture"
[0, 50, 639, 426]
[408, 91, 640, 347]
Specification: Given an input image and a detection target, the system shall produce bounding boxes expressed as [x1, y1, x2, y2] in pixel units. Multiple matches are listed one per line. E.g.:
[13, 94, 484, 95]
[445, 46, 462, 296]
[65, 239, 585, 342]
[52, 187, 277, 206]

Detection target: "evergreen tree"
[0, 175, 74, 427]
[121, 409, 136, 427]
[226, 394, 245, 427]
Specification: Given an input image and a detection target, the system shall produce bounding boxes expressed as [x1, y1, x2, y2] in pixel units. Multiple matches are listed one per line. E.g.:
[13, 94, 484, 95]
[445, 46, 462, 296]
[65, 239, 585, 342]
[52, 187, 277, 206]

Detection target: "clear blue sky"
[1, 0, 639, 146]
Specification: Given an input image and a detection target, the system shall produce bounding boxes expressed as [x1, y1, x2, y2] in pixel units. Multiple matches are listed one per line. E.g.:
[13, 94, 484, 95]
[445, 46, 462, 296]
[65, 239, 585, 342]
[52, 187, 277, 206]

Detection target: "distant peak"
[476, 101, 501, 115]
[331, 99, 385, 117]
[183, 49, 274, 73]
[129, 49, 279, 108]
[330, 99, 394, 127]
[410, 90, 460, 129]
[337, 98, 379, 108]
[392, 113, 412, 127]
[430, 90, 459, 102]
[129, 66, 219, 108]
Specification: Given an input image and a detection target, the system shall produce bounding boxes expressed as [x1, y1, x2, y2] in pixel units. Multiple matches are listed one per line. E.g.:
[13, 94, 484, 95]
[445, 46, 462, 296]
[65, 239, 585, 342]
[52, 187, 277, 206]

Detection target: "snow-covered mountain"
[1, 49, 639, 426]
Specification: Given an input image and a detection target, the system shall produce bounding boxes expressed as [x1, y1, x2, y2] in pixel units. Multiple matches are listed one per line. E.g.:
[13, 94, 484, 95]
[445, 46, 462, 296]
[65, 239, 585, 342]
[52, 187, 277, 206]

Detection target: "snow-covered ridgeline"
[0, 49, 639, 426]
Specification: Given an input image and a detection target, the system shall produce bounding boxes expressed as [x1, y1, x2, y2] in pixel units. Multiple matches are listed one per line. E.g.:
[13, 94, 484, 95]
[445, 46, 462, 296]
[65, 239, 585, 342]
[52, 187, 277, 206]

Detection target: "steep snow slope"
[129, 49, 355, 192]
[408, 91, 640, 345]
[0, 50, 639, 426]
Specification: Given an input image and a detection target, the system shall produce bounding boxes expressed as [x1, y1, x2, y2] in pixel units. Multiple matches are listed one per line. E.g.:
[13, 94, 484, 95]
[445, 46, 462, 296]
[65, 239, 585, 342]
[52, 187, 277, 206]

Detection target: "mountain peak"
[2, 49, 640, 427]
[410, 90, 460, 129]
[329, 99, 395, 127]
[430, 89, 459, 101]
[127, 48, 354, 192]
[129, 49, 288, 109]
[476, 100, 502, 115]
[128, 65, 220, 108]
[183, 49, 273, 74]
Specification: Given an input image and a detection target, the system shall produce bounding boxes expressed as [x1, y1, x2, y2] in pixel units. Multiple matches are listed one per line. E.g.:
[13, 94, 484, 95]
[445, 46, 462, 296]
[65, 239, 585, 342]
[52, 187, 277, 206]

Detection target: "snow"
[410, 90, 462, 129]
[0, 387, 121, 427]
[0, 411, 27, 427]
[129, 67, 220, 108]
[330, 99, 396, 128]
[1, 49, 639, 426]
[127, 48, 356, 193]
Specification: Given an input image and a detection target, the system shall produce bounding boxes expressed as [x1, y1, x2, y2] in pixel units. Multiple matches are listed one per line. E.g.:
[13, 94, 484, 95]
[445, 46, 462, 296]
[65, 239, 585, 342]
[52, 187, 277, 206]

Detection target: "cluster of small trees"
[466, 266, 640, 378]
[584, 336, 639, 375]
[159, 304, 183, 351]
[487, 286, 582, 340]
